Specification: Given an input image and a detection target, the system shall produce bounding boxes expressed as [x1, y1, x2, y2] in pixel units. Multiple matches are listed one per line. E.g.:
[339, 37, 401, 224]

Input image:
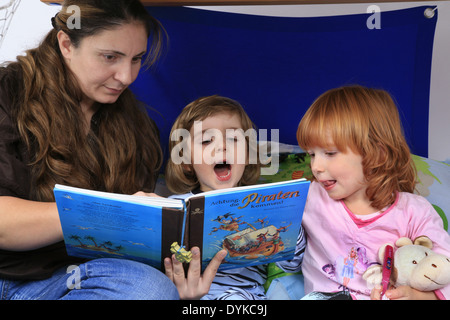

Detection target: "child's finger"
[385, 286, 408, 300]
[171, 254, 187, 286]
[202, 249, 227, 286]
[186, 247, 202, 287]
[370, 285, 382, 300]
[164, 257, 174, 281]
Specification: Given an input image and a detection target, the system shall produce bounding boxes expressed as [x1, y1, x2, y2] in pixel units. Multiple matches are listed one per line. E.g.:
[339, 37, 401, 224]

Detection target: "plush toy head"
[379, 236, 450, 291]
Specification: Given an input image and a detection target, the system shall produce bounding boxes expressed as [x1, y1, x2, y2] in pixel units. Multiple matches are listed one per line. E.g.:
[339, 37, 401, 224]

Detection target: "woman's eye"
[104, 54, 117, 62]
[132, 56, 143, 64]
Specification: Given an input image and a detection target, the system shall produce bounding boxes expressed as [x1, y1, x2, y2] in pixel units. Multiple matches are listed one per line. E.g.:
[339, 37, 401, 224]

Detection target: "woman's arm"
[0, 196, 63, 251]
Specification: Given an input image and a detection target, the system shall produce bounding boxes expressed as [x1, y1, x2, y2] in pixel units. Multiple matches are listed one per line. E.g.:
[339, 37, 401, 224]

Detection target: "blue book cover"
[185, 179, 310, 271]
[54, 178, 310, 271]
[54, 185, 185, 270]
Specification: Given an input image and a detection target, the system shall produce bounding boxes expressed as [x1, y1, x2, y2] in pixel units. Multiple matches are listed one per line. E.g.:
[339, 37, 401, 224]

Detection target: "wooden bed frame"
[41, 0, 437, 6]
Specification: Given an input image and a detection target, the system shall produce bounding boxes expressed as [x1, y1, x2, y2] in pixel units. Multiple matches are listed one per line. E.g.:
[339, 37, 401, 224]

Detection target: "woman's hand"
[133, 191, 161, 197]
[164, 246, 227, 300]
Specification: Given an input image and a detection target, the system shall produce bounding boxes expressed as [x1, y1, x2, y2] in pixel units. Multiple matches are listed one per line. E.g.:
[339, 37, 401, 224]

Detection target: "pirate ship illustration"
[210, 214, 291, 259]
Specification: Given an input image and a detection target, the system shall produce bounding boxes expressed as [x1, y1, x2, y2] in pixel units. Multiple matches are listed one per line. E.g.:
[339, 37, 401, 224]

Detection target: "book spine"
[161, 207, 185, 270]
[186, 196, 205, 266]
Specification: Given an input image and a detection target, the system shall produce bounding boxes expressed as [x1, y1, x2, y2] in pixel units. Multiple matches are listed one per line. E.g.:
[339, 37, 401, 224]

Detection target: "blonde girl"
[164, 95, 307, 300]
[165, 95, 260, 195]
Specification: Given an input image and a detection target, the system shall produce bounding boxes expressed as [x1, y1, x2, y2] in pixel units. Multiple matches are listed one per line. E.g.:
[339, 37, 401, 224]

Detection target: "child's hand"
[371, 285, 438, 300]
[164, 246, 227, 299]
[385, 286, 438, 300]
[369, 285, 383, 300]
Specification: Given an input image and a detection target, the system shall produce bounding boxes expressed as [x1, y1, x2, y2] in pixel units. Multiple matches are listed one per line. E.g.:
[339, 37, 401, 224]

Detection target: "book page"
[190, 179, 310, 270]
[54, 185, 183, 269]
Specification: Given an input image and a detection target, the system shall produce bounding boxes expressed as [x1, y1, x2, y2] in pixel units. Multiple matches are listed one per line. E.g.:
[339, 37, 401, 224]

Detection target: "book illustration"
[55, 190, 169, 268]
[64, 229, 155, 257]
[209, 212, 245, 234]
[198, 183, 309, 270]
[210, 214, 290, 259]
[66, 234, 126, 257]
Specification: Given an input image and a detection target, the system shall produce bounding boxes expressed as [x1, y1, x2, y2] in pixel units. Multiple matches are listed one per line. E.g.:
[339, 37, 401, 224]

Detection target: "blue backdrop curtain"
[131, 6, 438, 158]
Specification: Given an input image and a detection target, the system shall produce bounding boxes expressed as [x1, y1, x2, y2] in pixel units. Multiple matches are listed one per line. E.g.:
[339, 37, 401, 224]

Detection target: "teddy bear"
[363, 236, 450, 292]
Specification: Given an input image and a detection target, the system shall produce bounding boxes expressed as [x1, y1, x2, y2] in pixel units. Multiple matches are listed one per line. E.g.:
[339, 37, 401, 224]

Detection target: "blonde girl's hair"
[165, 95, 261, 194]
[8, 0, 165, 201]
[297, 85, 417, 210]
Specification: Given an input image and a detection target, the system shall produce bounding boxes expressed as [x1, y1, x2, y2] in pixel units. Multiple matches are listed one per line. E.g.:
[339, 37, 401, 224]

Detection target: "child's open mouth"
[214, 163, 232, 181]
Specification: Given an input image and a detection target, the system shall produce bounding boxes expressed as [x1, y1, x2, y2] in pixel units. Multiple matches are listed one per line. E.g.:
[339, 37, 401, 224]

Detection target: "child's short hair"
[165, 95, 261, 194]
[297, 85, 417, 210]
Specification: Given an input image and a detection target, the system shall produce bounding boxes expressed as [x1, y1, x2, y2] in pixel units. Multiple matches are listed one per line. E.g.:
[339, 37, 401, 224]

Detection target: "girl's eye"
[325, 151, 337, 156]
[202, 137, 214, 145]
[227, 137, 239, 143]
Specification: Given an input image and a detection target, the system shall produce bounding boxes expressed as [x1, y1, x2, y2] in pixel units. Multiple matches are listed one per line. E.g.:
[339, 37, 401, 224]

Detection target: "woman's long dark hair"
[10, 0, 165, 201]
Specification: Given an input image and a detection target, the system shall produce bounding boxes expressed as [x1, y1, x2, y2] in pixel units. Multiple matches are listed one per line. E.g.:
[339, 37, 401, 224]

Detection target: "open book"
[54, 179, 310, 271]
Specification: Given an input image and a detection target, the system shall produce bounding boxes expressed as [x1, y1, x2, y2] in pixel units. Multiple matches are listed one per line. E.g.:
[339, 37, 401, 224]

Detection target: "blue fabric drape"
[132, 6, 437, 157]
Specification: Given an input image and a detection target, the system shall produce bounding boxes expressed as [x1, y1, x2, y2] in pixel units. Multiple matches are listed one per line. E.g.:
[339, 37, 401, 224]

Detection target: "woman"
[0, 0, 176, 300]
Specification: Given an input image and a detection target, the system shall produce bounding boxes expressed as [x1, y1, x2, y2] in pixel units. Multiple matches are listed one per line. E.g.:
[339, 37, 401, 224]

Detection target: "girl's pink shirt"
[302, 181, 450, 300]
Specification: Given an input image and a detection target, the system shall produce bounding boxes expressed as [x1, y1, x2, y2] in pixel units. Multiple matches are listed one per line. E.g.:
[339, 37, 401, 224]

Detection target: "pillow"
[413, 154, 450, 231]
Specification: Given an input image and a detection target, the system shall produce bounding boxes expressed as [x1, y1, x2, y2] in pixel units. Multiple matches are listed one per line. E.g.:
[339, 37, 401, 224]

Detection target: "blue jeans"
[0, 258, 179, 300]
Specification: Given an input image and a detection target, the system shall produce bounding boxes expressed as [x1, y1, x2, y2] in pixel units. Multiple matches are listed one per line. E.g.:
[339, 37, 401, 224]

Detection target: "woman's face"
[59, 22, 148, 109]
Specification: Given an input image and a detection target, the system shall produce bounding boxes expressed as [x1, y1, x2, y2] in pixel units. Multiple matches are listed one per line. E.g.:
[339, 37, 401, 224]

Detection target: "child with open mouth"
[164, 95, 307, 300]
[165, 95, 260, 195]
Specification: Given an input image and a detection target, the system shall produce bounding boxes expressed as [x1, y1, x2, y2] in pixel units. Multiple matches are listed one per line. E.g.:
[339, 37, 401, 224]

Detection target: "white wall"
[1, 0, 449, 162]
[0, 1, 59, 63]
